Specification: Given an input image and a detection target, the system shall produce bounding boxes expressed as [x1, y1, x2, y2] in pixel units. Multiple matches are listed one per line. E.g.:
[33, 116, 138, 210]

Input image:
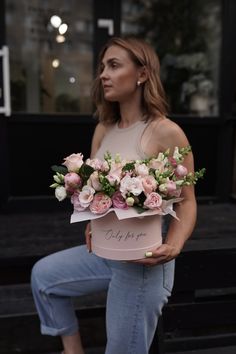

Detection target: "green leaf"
[51, 165, 68, 175]
[79, 164, 95, 181]
[133, 205, 146, 214]
[122, 162, 135, 172]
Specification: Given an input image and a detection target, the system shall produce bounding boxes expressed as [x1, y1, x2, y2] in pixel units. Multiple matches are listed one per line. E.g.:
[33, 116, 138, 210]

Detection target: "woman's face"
[100, 45, 141, 102]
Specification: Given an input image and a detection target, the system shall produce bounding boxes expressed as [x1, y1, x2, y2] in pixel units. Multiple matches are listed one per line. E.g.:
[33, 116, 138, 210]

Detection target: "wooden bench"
[1, 248, 236, 353]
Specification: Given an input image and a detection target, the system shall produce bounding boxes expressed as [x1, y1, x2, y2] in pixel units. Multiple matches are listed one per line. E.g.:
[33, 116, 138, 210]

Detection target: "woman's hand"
[85, 222, 92, 252]
[132, 243, 181, 266]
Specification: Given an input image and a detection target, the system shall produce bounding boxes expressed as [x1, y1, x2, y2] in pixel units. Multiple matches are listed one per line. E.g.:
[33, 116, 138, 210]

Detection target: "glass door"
[0, 0, 120, 208]
[6, 0, 94, 114]
[4, 0, 120, 116]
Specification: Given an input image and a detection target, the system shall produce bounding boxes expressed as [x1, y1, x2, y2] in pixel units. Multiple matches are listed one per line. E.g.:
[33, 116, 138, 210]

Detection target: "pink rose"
[141, 175, 157, 195]
[143, 192, 162, 210]
[64, 172, 81, 191]
[89, 192, 112, 214]
[174, 164, 188, 177]
[106, 173, 121, 186]
[71, 191, 86, 212]
[88, 171, 102, 191]
[107, 162, 123, 185]
[79, 185, 95, 208]
[85, 158, 103, 170]
[112, 191, 128, 209]
[135, 163, 149, 176]
[62, 153, 84, 172]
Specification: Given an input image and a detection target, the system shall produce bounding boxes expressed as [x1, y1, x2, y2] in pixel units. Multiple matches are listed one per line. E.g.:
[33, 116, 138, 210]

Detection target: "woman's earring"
[137, 80, 141, 86]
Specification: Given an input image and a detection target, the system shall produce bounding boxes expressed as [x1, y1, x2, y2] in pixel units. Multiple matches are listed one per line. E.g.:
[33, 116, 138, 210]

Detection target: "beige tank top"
[95, 120, 149, 161]
[92, 120, 164, 260]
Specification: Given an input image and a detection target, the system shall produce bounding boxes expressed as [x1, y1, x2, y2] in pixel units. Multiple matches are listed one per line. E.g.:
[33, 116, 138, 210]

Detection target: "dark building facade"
[0, 0, 236, 211]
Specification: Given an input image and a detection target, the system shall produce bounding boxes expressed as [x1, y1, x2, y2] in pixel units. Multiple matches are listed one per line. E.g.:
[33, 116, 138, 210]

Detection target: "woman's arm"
[135, 119, 197, 265]
[85, 122, 107, 251]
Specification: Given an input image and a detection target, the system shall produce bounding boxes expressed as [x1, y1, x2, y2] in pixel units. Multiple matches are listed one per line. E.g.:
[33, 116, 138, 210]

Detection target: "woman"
[31, 37, 197, 354]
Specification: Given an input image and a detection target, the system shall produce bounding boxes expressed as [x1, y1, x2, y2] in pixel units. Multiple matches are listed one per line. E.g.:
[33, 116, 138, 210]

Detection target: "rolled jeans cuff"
[41, 321, 79, 336]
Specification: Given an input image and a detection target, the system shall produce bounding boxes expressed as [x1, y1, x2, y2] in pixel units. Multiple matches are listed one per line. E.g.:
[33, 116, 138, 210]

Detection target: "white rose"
[55, 186, 67, 201]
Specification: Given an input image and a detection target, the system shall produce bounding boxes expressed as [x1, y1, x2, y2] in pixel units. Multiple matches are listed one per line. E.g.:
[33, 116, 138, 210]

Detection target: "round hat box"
[91, 211, 162, 260]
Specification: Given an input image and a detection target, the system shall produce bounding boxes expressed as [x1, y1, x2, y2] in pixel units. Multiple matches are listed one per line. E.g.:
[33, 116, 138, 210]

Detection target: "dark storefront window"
[6, 0, 93, 114]
[122, 0, 221, 117]
[233, 86, 236, 115]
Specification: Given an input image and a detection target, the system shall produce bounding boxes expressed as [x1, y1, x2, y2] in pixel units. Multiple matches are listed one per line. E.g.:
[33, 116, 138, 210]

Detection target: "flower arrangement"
[50, 146, 205, 218]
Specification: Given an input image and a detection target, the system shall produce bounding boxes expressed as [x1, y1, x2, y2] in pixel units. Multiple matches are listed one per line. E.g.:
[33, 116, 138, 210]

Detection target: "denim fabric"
[31, 245, 175, 354]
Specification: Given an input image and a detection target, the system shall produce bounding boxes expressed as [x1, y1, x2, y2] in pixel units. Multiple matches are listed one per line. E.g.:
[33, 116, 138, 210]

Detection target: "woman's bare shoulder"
[151, 117, 190, 150]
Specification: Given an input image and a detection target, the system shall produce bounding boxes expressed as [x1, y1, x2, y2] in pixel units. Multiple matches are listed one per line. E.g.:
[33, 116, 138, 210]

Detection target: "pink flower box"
[91, 211, 162, 260]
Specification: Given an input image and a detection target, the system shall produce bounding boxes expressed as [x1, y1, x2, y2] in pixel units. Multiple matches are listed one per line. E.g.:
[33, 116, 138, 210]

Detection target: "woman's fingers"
[85, 222, 92, 252]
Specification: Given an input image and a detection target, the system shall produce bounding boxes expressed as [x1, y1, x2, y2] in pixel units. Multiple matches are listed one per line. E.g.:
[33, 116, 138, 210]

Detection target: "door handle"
[0, 46, 11, 116]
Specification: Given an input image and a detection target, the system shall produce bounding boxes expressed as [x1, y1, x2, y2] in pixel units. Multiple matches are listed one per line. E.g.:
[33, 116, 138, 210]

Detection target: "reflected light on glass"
[69, 77, 76, 83]
[50, 15, 62, 28]
[52, 59, 60, 68]
[59, 23, 68, 35]
[56, 35, 66, 43]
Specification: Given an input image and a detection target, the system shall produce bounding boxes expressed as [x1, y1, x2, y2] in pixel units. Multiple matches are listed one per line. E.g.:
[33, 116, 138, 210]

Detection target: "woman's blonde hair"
[91, 36, 169, 124]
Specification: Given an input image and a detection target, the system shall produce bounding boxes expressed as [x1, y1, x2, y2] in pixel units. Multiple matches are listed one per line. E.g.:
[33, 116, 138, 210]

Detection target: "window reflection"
[6, 0, 93, 114]
[122, 0, 221, 116]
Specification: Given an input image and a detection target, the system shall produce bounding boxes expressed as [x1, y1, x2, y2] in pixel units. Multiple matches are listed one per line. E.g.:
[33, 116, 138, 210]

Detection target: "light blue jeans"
[31, 245, 175, 354]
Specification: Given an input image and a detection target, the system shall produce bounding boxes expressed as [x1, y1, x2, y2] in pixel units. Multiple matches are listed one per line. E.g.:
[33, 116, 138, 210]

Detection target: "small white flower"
[55, 186, 67, 201]
[126, 197, 135, 206]
[173, 147, 182, 161]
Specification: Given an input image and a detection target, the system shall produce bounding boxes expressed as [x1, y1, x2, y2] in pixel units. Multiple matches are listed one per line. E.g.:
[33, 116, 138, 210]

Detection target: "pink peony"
[64, 172, 81, 191]
[62, 153, 84, 172]
[143, 192, 162, 210]
[89, 192, 112, 214]
[71, 191, 86, 212]
[112, 191, 128, 209]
